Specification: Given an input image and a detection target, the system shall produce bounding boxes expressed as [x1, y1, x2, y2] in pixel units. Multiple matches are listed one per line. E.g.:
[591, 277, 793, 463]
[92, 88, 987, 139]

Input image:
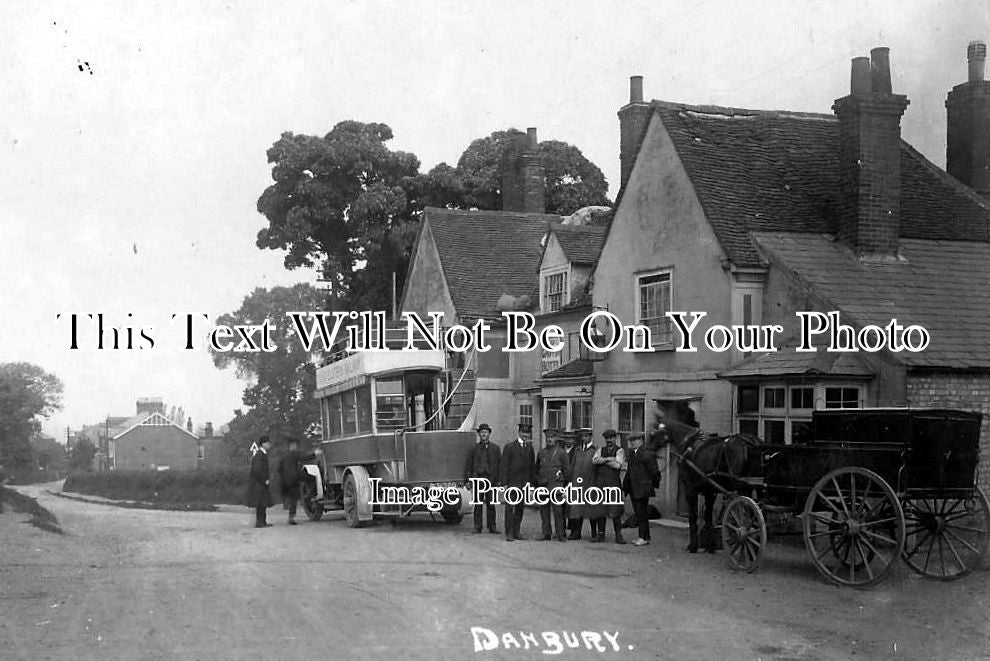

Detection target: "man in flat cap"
[624, 432, 659, 546]
[465, 423, 501, 533]
[593, 429, 627, 544]
[535, 428, 570, 541]
[568, 428, 600, 541]
[499, 423, 535, 541]
[278, 437, 316, 525]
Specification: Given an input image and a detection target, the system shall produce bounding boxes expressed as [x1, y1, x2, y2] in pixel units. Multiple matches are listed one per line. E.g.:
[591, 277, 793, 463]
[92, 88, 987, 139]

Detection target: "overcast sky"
[3, 1, 987, 440]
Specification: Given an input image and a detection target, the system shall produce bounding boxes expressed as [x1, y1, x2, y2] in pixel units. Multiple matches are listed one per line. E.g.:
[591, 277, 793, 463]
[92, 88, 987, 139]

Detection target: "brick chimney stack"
[832, 47, 910, 260]
[946, 41, 990, 196]
[501, 127, 546, 213]
[618, 75, 652, 192]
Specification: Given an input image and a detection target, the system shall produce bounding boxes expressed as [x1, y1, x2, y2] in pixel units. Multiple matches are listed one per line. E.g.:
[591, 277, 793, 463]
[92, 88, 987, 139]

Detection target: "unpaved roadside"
[1, 483, 988, 661]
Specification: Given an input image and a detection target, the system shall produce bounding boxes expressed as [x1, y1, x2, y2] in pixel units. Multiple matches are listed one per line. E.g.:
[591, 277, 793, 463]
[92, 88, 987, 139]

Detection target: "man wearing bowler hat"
[499, 423, 536, 541]
[465, 423, 501, 533]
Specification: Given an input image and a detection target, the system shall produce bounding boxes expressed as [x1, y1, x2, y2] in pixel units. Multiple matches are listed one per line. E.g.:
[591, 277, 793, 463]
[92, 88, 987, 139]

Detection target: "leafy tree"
[255, 123, 611, 311]
[0, 363, 63, 476]
[68, 436, 96, 472]
[256, 121, 420, 308]
[212, 284, 325, 451]
[419, 129, 612, 216]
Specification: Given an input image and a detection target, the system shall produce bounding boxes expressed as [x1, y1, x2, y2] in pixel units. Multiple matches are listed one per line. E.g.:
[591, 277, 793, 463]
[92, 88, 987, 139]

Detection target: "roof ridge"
[899, 140, 990, 214]
[651, 99, 835, 121]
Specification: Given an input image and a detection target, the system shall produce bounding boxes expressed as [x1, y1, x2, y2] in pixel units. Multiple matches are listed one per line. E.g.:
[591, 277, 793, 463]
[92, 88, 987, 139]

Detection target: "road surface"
[1, 483, 988, 660]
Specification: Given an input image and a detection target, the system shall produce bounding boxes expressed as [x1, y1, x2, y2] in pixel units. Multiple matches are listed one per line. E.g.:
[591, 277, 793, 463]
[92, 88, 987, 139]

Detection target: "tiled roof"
[424, 207, 562, 319]
[753, 232, 990, 369]
[718, 346, 873, 379]
[550, 224, 607, 264]
[650, 101, 990, 267]
[539, 359, 594, 380]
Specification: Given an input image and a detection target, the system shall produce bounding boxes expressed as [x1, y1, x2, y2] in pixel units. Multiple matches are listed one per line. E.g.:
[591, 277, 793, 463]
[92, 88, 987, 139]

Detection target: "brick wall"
[905, 371, 990, 491]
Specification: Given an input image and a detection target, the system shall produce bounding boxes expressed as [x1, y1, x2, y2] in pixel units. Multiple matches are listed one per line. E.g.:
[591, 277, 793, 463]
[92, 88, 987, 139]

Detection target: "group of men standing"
[465, 423, 660, 546]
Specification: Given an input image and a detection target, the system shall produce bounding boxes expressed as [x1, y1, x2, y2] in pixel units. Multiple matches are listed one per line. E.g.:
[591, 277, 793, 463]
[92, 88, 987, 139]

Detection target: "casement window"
[543, 399, 591, 432]
[541, 348, 563, 375]
[375, 378, 405, 431]
[518, 403, 533, 430]
[543, 269, 569, 312]
[735, 383, 861, 444]
[637, 269, 673, 346]
[616, 399, 646, 444]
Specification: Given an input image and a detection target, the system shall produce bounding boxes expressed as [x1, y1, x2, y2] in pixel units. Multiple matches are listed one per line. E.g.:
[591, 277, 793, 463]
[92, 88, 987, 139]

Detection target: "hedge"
[64, 467, 252, 507]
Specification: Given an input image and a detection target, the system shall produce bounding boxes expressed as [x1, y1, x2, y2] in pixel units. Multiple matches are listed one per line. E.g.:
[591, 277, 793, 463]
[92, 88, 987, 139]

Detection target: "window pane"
[329, 394, 342, 438]
[342, 391, 357, 435]
[738, 386, 759, 413]
[764, 419, 786, 444]
[825, 387, 860, 409]
[617, 400, 645, 444]
[570, 400, 592, 430]
[739, 418, 759, 436]
[546, 400, 567, 431]
[764, 387, 785, 409]
[356, 385, 373, 433]
[544, 272, 568, 312]
[376, 379, 405, 431]
[541, 349, 563, 374]
[518, 403, 533, 429]
[637, 272, 672, 344]
[790, 387, 814, 410]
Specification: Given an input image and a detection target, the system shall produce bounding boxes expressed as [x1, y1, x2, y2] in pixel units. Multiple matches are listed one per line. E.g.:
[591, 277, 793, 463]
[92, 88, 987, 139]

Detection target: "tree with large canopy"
[0, 362, 63, 477]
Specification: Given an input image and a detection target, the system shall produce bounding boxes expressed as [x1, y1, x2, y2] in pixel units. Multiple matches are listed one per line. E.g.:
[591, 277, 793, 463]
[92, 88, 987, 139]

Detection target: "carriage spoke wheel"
[901, 487, 990, 580]
[721, 496, 767, 573]
[803, 467, 905, 587]
[300, 479, 323, 522]
[342, 473, 365, 528]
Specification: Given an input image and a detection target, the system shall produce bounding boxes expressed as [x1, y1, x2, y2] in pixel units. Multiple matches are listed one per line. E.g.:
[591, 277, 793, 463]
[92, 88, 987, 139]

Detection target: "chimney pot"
[870, 47, 892, 94]
[526, 127, 538, 150]
[968, 40, 987, 82]
[850, 57, 872, 95]
[630, 76, 644, 103]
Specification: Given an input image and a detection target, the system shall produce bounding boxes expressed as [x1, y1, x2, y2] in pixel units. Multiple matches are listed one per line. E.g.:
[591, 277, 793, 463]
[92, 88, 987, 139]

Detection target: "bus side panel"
[322, 434, 400, 469]
[402, 431, 477, 483]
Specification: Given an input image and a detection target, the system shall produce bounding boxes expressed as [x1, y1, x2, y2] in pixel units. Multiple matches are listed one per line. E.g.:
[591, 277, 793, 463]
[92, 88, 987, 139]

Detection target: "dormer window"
[542, 268, 569, 312]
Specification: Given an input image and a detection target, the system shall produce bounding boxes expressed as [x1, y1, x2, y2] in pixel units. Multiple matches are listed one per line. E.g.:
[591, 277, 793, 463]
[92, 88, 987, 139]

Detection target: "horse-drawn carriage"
[656, 408, 990, 587]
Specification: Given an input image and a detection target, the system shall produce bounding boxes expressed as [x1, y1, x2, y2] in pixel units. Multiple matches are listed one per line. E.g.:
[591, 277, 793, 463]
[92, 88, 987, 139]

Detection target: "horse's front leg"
[702, 490, 718, 553]
[685, 480, 699, 553]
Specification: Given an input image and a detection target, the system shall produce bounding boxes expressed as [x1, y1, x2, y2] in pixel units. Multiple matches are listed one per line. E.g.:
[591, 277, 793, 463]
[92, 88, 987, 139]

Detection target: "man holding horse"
[624, 432, 659, 546]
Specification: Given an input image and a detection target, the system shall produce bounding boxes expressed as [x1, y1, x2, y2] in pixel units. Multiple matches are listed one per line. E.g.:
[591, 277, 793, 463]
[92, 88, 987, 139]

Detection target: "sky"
[2, 0, 988, 440]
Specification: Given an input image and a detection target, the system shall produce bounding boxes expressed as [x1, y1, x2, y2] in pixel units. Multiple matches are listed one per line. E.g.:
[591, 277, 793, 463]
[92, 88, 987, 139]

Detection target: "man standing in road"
[568, 428, 600, 541]
[465, 423, 501, 534]
[278, 437, 316, 525]
[499, 423, 535, 541]
[593, 429, 627, 544]
[535, 428, 569, 541]
[624, 432, 659, 546]
[248, 436, 274, 528]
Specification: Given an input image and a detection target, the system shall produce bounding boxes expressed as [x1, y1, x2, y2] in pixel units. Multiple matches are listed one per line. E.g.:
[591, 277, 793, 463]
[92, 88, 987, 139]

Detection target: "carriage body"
[717, 408, 989, 586]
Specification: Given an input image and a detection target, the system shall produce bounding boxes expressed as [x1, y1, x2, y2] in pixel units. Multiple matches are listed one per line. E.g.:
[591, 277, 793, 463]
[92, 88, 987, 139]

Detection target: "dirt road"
[1, 483, 988, 660]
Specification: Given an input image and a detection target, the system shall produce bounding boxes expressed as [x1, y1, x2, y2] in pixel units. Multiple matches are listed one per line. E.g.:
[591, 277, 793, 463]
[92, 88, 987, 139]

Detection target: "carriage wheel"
[803, 467, 905, 587]
[342, 473, 366, 528]
[901, 487, 990, 580]
[721, 496, 767, 573]
[300, 479, 323, 522]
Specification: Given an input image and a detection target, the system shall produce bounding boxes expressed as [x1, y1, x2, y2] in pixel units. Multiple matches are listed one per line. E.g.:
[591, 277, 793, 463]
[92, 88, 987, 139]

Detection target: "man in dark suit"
[535, 428, 569, 541]
[248, 436, 274, 528]
[278, 437, 316, 525]
[499, 423, 535, 541]
[624, 432, 659, 546]
[465, 423, 501, 533]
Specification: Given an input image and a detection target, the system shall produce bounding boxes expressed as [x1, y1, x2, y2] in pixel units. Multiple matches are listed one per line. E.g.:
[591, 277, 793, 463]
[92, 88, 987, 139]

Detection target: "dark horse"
[649, 407, 761, 553]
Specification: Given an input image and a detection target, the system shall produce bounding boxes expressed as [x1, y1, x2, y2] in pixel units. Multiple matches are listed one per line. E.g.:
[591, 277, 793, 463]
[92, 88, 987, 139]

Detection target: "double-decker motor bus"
[301, 325, 478, 526]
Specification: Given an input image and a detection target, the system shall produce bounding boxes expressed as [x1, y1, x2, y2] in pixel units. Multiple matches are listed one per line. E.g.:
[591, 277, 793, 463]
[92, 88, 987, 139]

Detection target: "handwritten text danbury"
[471, 627, 627, 654]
